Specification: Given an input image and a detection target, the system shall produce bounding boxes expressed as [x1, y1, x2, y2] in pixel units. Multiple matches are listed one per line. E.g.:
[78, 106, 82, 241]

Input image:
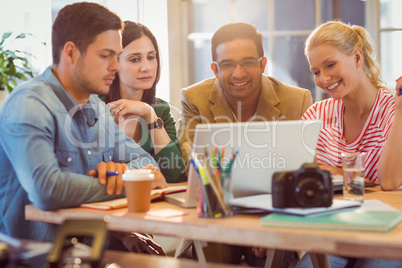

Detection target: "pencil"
[199, 167, 215, 216]
[203, 157, 230, 217]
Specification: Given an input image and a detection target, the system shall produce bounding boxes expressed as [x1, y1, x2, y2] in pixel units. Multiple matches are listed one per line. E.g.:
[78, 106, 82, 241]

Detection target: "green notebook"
[261, 210, 402, 232]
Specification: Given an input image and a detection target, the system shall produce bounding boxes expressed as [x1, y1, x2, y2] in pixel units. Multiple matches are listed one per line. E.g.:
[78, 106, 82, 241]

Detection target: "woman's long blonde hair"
[305, 20, 386, 89]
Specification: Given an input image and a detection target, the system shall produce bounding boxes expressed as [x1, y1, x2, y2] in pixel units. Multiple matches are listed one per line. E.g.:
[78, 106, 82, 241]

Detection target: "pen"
[223, 150, 238, 174]
[106, 171, 119, 176]
[217, 149, 222, 172]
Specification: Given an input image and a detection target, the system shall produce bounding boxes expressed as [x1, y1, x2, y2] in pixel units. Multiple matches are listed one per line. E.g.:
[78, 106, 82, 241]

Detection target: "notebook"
[165, 120, 322, 207]
[260, 210, 402, 232]
[81, 185, 187, 210]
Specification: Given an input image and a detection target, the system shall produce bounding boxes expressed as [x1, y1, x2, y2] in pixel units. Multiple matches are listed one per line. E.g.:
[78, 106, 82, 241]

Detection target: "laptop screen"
[190, 120, 322, 198]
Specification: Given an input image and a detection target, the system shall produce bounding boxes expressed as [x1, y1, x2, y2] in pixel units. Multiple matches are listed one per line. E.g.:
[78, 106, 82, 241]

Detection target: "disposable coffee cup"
[122, 169, 154, 212]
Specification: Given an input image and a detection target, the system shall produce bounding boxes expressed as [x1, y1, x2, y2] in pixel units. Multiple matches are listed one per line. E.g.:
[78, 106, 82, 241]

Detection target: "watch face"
[148, 117, 164, 130]
[156, 117, 164, 128]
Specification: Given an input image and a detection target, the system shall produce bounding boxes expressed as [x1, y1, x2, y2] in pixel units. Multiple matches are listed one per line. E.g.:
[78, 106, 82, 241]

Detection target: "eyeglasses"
[213, 57, 263, 71]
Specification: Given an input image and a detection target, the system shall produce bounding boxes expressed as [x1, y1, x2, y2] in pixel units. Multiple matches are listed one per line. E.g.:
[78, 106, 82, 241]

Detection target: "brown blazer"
[178, 75, 313, 166]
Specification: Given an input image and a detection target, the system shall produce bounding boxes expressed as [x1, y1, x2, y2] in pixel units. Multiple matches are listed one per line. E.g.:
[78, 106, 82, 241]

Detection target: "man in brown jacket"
[178, 22, 312, 168]
[177, 22, 313, 267]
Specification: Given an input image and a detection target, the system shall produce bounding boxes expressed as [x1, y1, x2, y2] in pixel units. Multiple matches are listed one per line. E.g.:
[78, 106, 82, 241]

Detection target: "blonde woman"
[301, 20, 394, 185]
[298, 20, 399, 268]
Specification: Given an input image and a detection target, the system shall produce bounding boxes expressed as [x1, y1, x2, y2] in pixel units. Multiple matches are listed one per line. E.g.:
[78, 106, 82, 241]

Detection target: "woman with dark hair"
[103, 21, 185, 183]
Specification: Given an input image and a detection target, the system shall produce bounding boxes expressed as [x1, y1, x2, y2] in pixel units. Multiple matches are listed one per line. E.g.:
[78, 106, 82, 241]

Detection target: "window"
[379, 0, 402, 92]
[180, 0, 367, 102]
[0, 0, 171, 104]
[1, 1, 401, 107]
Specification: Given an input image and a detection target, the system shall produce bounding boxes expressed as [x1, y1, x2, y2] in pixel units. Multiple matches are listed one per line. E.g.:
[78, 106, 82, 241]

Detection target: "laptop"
[163, 163, 199, 208]
[165, 120, 322, 207]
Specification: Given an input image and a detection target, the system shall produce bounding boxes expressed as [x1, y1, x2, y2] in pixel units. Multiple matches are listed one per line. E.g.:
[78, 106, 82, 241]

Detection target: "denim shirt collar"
[44, 67, 98, 127]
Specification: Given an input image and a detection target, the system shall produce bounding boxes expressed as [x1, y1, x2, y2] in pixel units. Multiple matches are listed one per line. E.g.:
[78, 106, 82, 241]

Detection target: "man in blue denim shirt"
[0, 3, 165, 254]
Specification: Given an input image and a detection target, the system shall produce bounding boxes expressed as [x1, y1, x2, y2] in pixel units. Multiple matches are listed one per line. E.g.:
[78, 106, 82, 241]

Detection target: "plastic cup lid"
[123, 169, 154, 181]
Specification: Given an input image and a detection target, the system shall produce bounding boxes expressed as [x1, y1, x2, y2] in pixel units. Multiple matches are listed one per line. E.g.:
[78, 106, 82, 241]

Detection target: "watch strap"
[147, 117, 163, 130]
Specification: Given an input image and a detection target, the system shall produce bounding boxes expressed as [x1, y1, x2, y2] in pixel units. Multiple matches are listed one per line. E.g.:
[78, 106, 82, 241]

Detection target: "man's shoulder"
[3, 75, 50, 109]
[0, 75, 58, 128]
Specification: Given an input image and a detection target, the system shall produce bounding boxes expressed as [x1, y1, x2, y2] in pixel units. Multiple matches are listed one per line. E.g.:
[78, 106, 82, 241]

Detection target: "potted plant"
[0, 32, 35, 93]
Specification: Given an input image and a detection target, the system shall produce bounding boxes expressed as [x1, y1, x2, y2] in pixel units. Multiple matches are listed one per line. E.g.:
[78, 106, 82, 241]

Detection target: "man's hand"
[252, 247, 268, 258]
[88, 162, 128, 195]
[395, 76, 402, 111]
[142, 165, 169, 189]
[112, 231, 166, 255]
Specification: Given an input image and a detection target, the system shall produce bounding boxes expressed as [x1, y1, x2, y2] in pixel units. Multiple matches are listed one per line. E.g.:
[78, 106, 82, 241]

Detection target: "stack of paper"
[230, 194, 362, 216]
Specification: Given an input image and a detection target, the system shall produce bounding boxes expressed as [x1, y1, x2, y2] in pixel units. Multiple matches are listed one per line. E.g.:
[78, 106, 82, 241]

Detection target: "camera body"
[272, 163, 333, 208]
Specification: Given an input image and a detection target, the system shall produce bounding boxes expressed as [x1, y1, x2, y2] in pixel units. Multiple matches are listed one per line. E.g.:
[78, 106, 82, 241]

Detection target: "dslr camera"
[272, 163, 333, 208]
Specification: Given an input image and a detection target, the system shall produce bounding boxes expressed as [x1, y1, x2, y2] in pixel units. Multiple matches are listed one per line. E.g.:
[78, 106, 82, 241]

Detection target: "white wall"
[0, 0, 52, 75]
[141, 0, 170, 104]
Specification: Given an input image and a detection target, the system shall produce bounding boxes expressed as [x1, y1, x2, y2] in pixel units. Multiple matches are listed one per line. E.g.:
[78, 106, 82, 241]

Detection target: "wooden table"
[26, 187, 402, 267]
[2, 240, 239, 268]
[103, 250, 241, 268]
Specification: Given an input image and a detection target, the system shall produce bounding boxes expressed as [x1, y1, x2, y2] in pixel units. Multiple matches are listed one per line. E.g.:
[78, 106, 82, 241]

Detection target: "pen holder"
[196, 171, 233, 218]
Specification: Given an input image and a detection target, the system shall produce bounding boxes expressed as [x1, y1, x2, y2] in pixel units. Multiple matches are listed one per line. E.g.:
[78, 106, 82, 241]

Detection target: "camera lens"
[295, 177, 326, 207]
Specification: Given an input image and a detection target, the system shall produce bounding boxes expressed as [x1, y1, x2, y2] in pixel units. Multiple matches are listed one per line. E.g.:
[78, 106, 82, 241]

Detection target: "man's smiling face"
[211, 39, 267, 103]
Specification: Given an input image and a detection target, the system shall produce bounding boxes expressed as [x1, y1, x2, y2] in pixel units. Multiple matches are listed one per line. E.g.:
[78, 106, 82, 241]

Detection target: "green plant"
[0, 32, 35, 93]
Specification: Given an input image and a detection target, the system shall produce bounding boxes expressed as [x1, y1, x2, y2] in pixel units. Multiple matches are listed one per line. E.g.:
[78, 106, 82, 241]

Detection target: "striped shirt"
[301, 88, 395, 183]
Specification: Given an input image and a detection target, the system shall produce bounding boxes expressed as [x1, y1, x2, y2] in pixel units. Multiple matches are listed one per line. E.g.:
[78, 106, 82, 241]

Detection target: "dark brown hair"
[103, 21, 160, 105]
[211, 22, 264, 61]
[52, 2, 123, 65]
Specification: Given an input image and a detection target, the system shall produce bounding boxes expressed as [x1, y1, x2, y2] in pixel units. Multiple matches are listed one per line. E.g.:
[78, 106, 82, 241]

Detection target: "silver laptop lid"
[191, 120, 322, 198]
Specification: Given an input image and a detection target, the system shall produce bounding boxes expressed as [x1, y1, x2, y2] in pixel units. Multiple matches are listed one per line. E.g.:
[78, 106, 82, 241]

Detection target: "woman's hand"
[108, 99, 157, 124]
[142, 164, 169, 189]
[108, 99, 171, 154]
[319, 164, 375, 185]
[318, 164, 342, 175]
